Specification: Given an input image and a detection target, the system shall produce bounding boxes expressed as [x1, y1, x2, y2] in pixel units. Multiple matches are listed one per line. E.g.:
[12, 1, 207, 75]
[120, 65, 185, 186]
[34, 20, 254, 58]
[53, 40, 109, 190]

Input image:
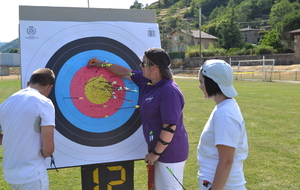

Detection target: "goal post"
[230, 56, 275, 81]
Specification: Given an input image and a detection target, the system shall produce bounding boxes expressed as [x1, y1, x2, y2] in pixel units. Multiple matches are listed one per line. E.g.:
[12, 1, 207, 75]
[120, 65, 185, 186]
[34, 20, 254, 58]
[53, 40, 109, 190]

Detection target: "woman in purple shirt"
[90, 48, 189, 190]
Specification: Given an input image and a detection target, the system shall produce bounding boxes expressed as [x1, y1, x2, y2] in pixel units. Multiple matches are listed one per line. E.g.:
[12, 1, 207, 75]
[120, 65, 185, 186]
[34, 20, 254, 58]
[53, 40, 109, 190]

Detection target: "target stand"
[19, 6, 160, 189]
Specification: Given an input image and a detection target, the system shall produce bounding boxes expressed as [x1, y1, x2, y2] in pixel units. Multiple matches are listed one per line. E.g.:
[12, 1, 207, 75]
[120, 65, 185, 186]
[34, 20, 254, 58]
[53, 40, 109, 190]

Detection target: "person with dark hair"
[89, 48, 189, 190]
[197, 60, 248, 190]
[0, 68, 55, 190]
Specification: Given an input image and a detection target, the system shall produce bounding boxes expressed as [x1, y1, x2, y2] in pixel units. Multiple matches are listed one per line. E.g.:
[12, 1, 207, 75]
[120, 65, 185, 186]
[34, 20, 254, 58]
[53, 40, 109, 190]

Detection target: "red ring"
[70, 66, 125, 118]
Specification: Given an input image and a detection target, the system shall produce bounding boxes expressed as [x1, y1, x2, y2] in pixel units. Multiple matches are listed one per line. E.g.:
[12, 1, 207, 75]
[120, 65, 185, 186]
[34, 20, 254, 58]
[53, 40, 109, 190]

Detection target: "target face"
[20, 19, 160, 168]
[47, 37, 141, 146]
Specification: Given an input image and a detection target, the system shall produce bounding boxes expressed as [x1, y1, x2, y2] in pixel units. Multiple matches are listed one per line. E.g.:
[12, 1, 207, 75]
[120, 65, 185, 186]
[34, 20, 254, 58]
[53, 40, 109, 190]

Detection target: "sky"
[0, 0, 157, 42]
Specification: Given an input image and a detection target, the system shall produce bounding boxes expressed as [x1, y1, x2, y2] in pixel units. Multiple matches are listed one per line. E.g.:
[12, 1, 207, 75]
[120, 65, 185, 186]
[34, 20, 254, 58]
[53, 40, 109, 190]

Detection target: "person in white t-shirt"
[197, 60, 248, 190]
[0, 68, 55, 190]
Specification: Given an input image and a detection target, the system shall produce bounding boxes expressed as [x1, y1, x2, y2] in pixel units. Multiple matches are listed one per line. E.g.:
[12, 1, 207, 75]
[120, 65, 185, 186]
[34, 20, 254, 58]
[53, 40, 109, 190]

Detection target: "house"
[240, 26, 263, 44]
[289, 29, 300, 60]
[169, 30, 218, 52]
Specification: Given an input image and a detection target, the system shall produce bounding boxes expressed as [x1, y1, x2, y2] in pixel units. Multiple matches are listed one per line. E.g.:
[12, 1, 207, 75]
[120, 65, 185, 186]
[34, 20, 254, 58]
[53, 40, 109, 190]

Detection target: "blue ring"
[55, 50, 138, 133]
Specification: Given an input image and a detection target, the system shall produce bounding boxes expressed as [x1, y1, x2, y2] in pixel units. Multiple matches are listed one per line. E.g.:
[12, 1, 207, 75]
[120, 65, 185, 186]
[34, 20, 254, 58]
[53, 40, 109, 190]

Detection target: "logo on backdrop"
[27, 26, 36, 35]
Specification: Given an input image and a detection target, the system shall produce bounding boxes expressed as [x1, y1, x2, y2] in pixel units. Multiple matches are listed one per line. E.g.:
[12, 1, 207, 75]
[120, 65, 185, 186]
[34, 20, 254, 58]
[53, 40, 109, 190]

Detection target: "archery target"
[20, 20, 160, 167]
[47, 37, 141, 146]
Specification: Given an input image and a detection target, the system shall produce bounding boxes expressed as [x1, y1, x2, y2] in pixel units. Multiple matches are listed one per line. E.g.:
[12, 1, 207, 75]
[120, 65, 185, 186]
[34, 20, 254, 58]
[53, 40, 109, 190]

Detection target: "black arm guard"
[158, 137, 170, 145]
[162, 124, 175, 133]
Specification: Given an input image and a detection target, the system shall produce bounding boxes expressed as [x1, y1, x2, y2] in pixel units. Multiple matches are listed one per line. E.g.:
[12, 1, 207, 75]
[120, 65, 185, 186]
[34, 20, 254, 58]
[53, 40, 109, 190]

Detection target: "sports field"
[0, 78, 299, 189]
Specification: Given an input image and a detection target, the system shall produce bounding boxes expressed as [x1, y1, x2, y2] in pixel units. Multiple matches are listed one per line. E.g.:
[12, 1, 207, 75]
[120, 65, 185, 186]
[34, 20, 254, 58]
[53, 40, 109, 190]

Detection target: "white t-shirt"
[197, 98, 248, 188]
[0, 88, 55, 184]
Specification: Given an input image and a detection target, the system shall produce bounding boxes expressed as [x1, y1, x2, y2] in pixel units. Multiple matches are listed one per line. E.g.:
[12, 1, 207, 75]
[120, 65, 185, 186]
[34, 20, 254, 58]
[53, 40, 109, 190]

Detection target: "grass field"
[0, 79, 299, 190]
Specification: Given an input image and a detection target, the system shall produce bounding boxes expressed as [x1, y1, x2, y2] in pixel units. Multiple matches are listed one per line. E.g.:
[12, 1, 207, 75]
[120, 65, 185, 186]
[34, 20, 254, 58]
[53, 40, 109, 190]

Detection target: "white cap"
[201, 59, 238, 98]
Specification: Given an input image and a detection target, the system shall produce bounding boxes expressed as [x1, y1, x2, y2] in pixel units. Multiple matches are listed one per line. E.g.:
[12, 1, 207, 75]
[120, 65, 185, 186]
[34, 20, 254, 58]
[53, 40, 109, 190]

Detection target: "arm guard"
[162, 124, 175, 133]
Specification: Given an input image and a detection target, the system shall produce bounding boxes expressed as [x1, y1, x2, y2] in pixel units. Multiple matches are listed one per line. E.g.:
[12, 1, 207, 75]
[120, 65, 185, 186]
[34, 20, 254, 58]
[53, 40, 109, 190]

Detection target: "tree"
[269, 0, 294, 27]
[158, 0, 165, 8]
[200, 0, 229, 17]
[276, 9, 300, 50]
[234, 0, 255, 22]
[130, 0, 143, 9]
[217, 9, 244, 49]
[175, 20, 194, 52]
[267, 0, 300, 50]
[259, 29, 282, 49]
[208, 6, 227, 21]
[256, 0, 276, 15]
[161, 32, 172, 52]
[9, 48, 19, 53]
[165, 16, 182, 30]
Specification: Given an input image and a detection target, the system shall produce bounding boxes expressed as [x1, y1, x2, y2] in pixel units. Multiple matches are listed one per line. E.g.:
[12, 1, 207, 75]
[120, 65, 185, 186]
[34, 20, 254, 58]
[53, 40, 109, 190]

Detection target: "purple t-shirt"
[131, 71, 189, 163]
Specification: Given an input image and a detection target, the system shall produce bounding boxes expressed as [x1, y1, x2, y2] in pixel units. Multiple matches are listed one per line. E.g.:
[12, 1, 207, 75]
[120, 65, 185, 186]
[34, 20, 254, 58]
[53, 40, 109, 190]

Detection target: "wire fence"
[234, 70, 300, 82]
[0, 66, 20, 81]
[172, 69, 300, 82]
[1, 67, 300, 83]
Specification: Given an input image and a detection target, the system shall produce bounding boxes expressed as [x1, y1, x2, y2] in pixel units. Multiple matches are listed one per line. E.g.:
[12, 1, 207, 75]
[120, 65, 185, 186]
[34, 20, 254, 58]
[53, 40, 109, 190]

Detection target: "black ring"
[46, 37, 141, 146]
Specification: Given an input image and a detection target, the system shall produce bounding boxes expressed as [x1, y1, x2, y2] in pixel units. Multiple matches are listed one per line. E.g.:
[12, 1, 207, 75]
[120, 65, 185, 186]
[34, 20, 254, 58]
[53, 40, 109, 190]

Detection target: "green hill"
[0, 39, 19, 53]
[142, 0, 300, 52]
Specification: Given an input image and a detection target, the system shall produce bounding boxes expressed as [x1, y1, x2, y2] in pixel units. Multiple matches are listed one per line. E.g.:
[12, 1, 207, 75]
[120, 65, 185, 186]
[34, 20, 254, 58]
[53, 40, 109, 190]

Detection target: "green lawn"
[0, 79, 299, 189]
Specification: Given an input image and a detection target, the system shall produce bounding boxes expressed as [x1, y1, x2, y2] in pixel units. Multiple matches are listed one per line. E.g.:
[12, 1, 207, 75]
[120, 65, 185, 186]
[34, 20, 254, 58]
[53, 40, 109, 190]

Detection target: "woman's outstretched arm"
[89, 59, 133, 81]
